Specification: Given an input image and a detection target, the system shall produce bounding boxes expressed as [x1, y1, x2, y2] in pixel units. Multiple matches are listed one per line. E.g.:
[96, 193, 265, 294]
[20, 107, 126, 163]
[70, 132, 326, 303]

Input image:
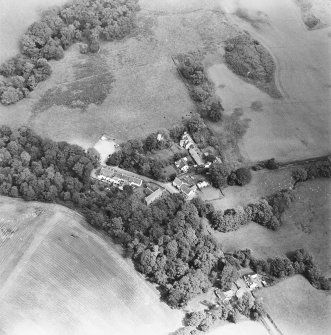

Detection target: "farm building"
[180, 132, 195, 150]
[175, 157, 189, 172]
[204, 162, 212, 168]
[243, 274, 263, 290]
[145, 188, 163, 205]
[215, 284, 237, 303]
[189, 148, 203, 165]
[172, 177, 197, 199]
[98, 166, 143, 188]
[181, 184, 197, 199]
[197, 181, 209, 189]
[173, 177, 184, 189]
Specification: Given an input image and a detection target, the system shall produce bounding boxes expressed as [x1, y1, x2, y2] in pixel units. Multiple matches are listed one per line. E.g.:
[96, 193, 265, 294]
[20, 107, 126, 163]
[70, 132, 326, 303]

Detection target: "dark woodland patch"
[251, 100, 264, 112]
[33, 54, 114, 112]
[224, 34, 282, 98]
[33, 73, 114, 112]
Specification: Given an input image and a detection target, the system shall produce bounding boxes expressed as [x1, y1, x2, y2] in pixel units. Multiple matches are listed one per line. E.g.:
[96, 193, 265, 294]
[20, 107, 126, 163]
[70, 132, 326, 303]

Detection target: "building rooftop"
[145, 188, 163, 205]
[173, 177, 184, 188]
[189, 148, 203, 165]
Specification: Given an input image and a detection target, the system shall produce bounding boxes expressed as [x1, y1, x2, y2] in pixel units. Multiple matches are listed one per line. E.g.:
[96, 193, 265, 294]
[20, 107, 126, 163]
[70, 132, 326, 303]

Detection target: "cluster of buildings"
[174, 132, 218, 173]
[178, 132, 204, 167]
[172, 132, 216, 198]
[97, 166, 164, 206]
[173, 177, 197, 199]
[97, 166, 142, 190]
[215, 274, 265, 304]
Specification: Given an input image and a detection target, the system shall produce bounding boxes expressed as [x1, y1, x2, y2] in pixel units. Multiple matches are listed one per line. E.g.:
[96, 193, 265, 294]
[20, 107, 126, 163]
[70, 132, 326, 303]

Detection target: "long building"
[145, 188, 163, 205]
[98, 166, 142, 187]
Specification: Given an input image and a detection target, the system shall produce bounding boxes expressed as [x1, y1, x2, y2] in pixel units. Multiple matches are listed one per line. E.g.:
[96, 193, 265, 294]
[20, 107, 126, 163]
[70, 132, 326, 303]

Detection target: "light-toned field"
[208, 320, 268, 335]
[207, 0, 331, 162]
[295, 0, 331, 29]
[213, 178, 331, 275]
[93, 137, 117, 165]
[256, 275, 331, 335]
[0, 196, 183, 335]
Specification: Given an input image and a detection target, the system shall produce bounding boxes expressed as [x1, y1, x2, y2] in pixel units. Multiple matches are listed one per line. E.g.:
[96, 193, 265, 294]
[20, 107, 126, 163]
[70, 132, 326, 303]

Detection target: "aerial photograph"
[0, 0, 330, 334]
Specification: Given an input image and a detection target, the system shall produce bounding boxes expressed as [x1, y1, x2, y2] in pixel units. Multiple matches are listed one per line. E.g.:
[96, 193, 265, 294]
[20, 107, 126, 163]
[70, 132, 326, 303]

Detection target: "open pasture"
[212, 178, 331, 276]
[256, 275, 331, 335]
[0, 0, 239, 148]
[206, 0, 330, 163]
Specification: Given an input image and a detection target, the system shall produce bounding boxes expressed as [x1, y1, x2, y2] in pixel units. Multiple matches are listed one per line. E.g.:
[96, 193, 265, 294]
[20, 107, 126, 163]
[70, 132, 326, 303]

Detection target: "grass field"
[0, 0, 239, 149]
[0, 196, 183, 335]
[295, 0, 331, 29]
[206, 0, 330, 163]
[256, 275, 331, 335]
[207, 176, 331, 335]
[212, 178, 331, 275]
[200, 168, 293, 211]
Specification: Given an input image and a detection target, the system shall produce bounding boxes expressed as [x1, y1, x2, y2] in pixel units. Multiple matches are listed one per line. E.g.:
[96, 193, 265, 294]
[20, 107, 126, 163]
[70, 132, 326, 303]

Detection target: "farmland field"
[212, 178, 331, 275]
[256, 275, 331, 335]
[0, 196, 183, 335]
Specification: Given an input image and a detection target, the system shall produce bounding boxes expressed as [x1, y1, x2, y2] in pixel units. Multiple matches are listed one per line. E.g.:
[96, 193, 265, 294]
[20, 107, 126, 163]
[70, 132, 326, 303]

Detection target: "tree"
[292, 167, 307, 183]
[228, 167, 252, 186]
[269, 257, 294, 278]
[190, 86, 210, 102]
[198, 313, 213, 332]
[209, 108, 222, 122]
[251, 299, 265, 320]
[248, 200, 280, 230]
[265, 158, 278, 170]
[186, 311, 205, 327]
[87, 147, 100, 167]
[218, 262, 239, 290]
[186, 114, 205, 133]
[209, 162, 229, 189]
[0, 87, 22, 105]
[0, 58, 16, 77]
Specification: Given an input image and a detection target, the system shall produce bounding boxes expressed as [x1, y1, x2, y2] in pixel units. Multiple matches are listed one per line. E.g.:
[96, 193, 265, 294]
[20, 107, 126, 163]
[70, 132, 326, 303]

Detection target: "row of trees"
[210, 163, 252, 189]
[209, 188, 294, 232]
[0, 125, 239, 308]
[0, 0, 139, 105]
[176, 53, 224, 122]
[292, 160, 331, 184]
[249, 249, 330, 290]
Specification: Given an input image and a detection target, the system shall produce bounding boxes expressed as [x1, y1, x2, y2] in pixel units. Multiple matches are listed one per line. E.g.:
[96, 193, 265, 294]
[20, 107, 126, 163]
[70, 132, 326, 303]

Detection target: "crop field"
[0, 196, 183, 335]
[256, 275, 331, 335]
[212, 178, 331, 275]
